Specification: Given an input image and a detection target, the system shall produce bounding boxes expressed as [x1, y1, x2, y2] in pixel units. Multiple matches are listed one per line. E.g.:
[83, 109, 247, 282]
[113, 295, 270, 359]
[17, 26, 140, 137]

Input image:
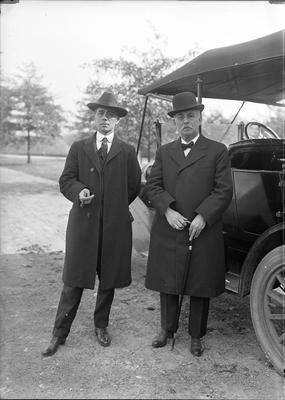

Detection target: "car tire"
[250, 245, 285, 377]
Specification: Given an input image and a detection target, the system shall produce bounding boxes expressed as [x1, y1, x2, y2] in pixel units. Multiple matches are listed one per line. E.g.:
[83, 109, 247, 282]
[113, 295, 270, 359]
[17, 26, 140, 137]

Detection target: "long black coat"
[59, 134, 141, 290]
[145, 135, 233, 298]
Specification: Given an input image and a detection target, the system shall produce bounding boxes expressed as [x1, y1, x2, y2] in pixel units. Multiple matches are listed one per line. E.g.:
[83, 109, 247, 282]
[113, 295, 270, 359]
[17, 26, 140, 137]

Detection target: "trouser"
[160, 293, 210, 339]
[52, 216, 116, 339]
[52, 284, 115, 339]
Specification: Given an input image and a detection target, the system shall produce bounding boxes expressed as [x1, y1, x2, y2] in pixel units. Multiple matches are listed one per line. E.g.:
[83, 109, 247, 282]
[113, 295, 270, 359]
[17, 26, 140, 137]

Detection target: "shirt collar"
[96, 131, 114, 143]
[181, 133, 199, 145]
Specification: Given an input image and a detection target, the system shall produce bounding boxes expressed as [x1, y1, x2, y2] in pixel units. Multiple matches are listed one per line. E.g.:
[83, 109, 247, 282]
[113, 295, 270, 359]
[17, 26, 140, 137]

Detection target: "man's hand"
[79, 188, 94, 207]
[188, 214, 206, 241]
[165, 207, 189, 230]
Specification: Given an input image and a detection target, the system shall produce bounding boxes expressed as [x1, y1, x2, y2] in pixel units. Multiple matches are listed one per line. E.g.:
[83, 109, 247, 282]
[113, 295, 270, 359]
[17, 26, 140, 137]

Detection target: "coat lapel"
[105, 134, 122, 165]
[178, 135, 207, 174]
[83, 134, 101, 173]
[167, 139, 185, 166]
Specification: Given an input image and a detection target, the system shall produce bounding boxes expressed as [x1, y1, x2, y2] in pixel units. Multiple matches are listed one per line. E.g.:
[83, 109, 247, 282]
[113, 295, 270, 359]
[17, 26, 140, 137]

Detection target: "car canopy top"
[138, 30, 285, 106]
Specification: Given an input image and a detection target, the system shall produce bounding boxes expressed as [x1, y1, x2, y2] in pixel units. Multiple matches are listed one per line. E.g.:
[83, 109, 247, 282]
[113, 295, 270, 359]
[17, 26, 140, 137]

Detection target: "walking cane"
[171, 239, 193, 350]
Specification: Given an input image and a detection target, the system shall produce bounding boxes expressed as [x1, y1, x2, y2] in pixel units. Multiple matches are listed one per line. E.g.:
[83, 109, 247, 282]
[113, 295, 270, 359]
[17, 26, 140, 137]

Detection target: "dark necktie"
[99, 137, 108, 164]
[181, 141, 194, 151]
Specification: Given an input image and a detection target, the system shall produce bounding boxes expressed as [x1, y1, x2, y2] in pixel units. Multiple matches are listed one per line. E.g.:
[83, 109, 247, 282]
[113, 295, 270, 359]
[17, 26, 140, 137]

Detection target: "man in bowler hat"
[42, 91, 141, 356]
[144, 92, 233, 356]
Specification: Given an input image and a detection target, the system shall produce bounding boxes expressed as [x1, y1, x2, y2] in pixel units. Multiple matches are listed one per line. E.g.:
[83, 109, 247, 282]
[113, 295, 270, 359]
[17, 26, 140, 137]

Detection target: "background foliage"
[1, 63, 65, 146]
[71, 34, 200, 160]
[0, 33, 283, 162]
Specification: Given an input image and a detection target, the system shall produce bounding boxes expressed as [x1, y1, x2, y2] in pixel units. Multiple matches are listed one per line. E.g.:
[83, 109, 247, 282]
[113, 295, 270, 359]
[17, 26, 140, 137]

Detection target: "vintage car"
[130, 30, 285, 376]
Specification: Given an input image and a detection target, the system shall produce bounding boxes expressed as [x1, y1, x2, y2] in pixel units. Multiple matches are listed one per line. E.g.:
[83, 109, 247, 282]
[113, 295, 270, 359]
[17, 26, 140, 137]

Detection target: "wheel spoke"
[278, 332, 285, 344]
[268, 313, 285, 320]
[276, 273, 285, 291]
[267, 290, 285, 306]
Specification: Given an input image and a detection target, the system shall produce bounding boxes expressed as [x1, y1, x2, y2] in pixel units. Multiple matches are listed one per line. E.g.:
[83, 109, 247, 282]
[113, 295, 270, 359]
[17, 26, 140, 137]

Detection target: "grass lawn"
[0, 155, 66, 182]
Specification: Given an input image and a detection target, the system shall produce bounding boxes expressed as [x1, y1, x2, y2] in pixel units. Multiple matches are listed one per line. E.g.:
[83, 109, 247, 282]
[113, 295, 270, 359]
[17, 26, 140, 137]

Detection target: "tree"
[72, 33, 200, 161]
[0, 77, 19, 145]
[1, 63, 66, 163]
[205, 110, 229, 125]
[265, 105, 284, 138]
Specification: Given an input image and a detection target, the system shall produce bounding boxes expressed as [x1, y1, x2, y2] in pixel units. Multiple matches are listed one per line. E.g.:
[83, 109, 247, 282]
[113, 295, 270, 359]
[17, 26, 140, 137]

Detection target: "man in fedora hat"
[144, 92, 232, 356]
[42, 91, 141, 357]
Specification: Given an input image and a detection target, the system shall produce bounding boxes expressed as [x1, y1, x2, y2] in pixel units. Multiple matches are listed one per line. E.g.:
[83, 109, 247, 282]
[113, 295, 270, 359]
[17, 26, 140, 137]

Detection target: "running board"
[225, 272, 240, 293]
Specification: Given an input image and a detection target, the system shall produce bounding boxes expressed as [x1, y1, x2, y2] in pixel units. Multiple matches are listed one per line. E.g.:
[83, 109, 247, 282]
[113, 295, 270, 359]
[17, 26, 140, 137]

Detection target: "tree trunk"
[27, 128, 31, 164]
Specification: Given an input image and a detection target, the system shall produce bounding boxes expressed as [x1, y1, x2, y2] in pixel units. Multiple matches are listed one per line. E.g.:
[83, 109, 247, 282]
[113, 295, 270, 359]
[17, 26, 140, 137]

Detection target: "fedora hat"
[168, 92, 204, 117]
[87, 91, 128, 117]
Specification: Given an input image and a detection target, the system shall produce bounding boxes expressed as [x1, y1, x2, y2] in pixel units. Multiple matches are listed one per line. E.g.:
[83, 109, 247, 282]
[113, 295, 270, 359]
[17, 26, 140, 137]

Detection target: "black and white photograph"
[0, 0, 284, 398]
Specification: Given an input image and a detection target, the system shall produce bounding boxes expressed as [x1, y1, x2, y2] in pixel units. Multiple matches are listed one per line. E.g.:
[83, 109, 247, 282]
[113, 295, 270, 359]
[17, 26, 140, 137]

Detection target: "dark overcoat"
[59, 134, 141, 290]
[145, 134, 233, 298]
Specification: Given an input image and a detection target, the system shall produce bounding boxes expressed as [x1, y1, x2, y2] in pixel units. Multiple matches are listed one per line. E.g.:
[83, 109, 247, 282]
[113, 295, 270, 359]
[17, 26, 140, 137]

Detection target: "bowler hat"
[168, 92, 204, 117]
[87, 91, 128, 117]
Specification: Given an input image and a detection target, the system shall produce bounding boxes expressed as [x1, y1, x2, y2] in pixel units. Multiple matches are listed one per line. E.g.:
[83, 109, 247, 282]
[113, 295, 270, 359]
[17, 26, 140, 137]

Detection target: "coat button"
[90, 167, 94, 172]
[87, 212, 90, 218]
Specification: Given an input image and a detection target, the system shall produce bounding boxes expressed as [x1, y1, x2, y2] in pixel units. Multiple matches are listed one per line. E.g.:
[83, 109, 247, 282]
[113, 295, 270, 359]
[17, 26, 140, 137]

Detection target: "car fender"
[239, 222, 284, 296]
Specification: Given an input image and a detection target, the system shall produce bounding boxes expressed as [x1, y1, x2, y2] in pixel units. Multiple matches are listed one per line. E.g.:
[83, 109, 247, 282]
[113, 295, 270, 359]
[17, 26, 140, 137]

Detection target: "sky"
[1, 0, 285, 121]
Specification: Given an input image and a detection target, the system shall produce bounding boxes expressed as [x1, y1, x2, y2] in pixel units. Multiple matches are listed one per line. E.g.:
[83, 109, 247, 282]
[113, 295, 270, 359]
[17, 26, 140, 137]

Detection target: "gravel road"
[0, 165, 284, 399]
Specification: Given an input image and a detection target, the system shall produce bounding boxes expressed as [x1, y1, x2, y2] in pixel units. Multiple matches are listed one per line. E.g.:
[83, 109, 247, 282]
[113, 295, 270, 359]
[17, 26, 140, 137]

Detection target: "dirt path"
[0, 166, 70, 254]
[0, 166, 284, 399]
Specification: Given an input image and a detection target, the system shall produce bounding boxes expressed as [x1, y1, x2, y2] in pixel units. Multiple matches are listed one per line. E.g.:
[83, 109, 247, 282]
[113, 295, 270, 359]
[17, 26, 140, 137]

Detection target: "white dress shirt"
[181, 134, 199, 157]
[96, 131, 114, 153]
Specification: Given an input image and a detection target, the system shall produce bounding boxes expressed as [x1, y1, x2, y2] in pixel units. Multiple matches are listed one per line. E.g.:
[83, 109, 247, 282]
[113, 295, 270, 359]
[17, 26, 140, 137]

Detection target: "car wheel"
[250, 245, 285, 376]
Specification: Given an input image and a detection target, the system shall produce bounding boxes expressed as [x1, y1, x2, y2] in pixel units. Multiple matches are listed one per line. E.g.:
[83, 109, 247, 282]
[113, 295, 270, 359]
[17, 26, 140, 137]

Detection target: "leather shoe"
[41, 336, 66, 357]
[190, 337, 204, 357]
[152, 328, 173, 348]
[95, 327, 111, 347]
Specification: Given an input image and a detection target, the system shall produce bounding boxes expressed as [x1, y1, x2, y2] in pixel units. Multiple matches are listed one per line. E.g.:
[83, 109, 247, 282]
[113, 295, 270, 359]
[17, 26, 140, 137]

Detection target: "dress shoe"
[95, 327, 111, 347]
[190, 337, 204, 357]
[41, 336, 66, 357]
[152, 328, 173, 348]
